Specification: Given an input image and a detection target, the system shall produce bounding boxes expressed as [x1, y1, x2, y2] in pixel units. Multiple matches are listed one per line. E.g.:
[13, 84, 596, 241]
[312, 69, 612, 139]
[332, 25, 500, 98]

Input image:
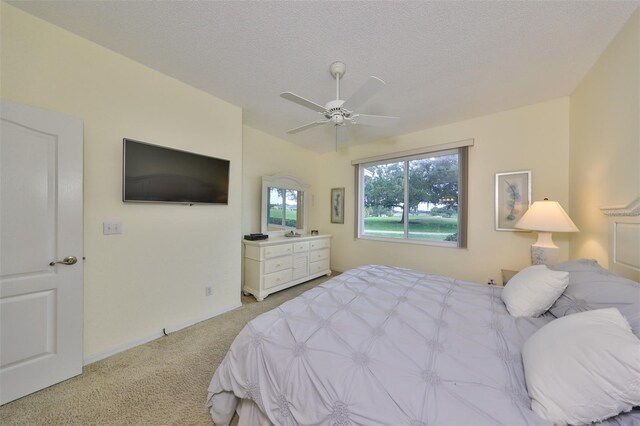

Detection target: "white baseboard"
[162, 301, 242, 334]
[83, 330, 165, 366]
[83, 301, 242, 366]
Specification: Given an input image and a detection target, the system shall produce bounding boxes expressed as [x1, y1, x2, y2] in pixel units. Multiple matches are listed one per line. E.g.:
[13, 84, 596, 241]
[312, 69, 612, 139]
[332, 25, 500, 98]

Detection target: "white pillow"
[522, 308, 640, 425]
[500, 265, 568, 317]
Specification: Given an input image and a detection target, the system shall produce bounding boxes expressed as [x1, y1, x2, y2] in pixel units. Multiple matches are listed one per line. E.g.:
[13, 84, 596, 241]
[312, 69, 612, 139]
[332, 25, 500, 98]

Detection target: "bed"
[207, 202, 640, 425]
[207, 261, 639, 425]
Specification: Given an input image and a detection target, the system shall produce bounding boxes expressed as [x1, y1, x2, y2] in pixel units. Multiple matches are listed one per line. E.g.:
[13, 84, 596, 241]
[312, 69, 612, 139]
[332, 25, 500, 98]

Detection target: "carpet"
[0, 275, 333, 425]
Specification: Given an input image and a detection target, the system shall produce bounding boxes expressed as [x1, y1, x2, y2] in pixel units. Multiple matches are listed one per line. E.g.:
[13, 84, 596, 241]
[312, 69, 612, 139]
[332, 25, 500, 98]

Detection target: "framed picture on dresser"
[495, 170, 531, 231]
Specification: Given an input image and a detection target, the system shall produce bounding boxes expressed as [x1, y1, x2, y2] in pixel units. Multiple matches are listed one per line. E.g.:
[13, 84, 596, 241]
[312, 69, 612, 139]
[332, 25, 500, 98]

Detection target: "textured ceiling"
[9, 1, 639, 153]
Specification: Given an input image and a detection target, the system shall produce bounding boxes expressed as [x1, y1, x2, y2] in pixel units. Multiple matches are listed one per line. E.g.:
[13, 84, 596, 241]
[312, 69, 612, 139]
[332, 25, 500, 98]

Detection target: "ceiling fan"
[280, 61, 398, 146]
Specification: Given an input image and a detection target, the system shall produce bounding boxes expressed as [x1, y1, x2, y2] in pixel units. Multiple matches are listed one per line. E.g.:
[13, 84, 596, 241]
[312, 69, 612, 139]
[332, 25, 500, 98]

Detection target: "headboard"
[600, 197, 640, 281]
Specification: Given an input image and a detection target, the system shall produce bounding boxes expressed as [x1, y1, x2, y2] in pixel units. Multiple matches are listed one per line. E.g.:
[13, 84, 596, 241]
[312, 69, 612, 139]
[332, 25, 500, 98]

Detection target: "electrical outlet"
[205, 286, 213, 296]
[487, 278, 496, 286]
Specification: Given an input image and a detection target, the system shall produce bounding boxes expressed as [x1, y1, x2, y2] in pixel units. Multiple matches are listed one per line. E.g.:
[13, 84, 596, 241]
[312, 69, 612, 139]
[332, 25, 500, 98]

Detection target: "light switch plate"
[103, 221, 122, 235]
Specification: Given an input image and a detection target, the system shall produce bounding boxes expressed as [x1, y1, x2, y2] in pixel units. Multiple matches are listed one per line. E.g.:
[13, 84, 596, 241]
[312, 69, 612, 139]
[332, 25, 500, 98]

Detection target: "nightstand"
[501, 269, 519, 286]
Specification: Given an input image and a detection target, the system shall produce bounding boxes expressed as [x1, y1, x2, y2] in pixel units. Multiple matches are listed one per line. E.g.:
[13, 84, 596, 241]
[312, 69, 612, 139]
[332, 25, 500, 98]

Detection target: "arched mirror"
[261, 174, 310, 235]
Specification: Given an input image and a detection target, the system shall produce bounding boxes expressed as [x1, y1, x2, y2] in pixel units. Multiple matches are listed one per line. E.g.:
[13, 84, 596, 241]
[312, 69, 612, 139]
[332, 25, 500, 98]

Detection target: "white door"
[0, 100, 83, 405]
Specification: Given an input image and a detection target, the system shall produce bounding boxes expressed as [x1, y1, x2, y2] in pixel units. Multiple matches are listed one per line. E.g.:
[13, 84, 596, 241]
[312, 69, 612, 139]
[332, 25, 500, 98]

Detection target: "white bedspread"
[206, 265, 637, 425]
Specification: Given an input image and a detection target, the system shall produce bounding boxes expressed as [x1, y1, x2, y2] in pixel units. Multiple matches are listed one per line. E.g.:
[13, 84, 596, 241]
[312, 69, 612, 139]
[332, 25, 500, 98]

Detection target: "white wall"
[569, 8, 640, 269]
[240, 10, 639, 285]
[314, 99, 571, 283]
[4, 1, 629, 362]
[242, 125, 321, 235]
[1, 4, 243, 359]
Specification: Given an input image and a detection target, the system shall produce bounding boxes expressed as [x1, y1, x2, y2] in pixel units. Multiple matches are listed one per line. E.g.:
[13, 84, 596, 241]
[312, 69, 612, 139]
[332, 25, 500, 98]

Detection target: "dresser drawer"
[293, 241, 309, 253]
[309, 239, 330, 251]
[309, 248, 329, 262]
[263, 244, 293, 259]
[264, 255, 292, 274]
[292, 254, 308, 279]
[264, 269, 293, 290]
[310, 259, 330, 275]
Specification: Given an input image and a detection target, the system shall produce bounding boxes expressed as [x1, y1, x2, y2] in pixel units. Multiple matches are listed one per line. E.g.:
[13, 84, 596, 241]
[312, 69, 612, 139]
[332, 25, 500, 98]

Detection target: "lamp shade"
[515, 200, 579, 233]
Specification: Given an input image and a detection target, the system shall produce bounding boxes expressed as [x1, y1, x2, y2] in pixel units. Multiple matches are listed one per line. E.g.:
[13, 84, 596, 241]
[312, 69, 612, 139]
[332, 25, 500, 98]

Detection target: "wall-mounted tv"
[123, 138, 230, 205]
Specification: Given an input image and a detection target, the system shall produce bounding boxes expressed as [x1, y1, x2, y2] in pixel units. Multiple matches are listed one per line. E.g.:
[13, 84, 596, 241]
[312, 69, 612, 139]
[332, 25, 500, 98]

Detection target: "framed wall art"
[495, 171, 531, 231]
[330, 187, 345, 224]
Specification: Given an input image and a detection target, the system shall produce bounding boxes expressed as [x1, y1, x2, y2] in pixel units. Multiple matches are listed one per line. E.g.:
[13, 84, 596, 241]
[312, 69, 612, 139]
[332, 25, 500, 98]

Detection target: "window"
[353, 141, 471, 248]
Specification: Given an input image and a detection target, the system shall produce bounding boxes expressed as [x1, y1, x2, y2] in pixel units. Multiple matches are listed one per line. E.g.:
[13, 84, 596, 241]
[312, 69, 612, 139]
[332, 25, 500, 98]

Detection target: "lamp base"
[531, 232, 559, 266]
[531, 245, 559, 266]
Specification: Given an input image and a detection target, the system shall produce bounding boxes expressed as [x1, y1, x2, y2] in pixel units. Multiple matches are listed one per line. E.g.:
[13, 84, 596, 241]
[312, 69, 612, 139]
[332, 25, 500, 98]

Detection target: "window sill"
[357, 235, 462, 249]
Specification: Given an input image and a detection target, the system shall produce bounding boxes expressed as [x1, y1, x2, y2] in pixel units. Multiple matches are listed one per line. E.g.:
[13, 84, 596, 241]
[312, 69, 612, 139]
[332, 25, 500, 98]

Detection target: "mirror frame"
[261, 174, 310, 235]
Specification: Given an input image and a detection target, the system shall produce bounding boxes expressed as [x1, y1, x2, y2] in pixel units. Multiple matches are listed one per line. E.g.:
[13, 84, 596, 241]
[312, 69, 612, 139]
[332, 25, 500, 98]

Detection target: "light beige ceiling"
[9, 1, 639, 152]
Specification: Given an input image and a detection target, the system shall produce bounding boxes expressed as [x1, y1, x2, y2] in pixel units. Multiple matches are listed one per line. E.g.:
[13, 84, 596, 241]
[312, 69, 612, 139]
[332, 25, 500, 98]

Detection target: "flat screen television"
[123, 138, 230, 204]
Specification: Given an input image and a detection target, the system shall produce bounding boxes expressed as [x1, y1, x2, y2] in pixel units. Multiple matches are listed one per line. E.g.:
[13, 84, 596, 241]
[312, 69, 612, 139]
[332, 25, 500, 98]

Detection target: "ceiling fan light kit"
[280, 61, 399, 146]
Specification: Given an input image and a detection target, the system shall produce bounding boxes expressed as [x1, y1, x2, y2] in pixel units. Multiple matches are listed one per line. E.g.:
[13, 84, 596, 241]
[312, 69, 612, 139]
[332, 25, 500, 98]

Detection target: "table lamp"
[515, 198, 579, 266]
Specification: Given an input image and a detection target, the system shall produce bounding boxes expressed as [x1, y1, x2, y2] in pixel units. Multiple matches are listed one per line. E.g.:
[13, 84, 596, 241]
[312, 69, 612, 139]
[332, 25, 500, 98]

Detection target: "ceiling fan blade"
[280, 92, 327, 113]
[286, 120, 329, 134]
[341, 76, 386, 111]
[351, 114, 399, 127]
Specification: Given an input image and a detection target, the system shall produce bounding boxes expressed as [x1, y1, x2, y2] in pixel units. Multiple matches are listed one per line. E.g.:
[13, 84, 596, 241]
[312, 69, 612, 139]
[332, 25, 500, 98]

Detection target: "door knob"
[49, 256, 78, 266]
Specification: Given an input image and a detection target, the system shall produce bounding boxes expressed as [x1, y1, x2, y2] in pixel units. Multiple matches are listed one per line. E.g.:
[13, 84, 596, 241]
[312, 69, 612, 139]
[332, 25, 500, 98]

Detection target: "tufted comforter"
[206, 265, 638, 425]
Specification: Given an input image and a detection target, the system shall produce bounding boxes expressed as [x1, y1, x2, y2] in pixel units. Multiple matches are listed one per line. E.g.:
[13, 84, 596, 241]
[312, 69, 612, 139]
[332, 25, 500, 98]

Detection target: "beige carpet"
[0, 275, 334, 426]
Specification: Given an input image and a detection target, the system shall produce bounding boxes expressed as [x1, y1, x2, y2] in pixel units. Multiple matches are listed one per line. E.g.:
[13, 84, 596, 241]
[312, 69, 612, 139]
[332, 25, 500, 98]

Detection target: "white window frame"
[352, 139, 473, 248]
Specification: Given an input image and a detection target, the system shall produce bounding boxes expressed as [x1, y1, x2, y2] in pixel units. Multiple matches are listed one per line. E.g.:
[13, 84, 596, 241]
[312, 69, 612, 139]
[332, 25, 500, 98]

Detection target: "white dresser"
[243, 235, 331, 301]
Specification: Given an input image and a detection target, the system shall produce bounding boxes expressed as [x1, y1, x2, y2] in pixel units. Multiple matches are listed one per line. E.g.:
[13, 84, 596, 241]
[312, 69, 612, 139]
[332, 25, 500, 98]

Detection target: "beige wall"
[242, 125, 321, 235]
[313, 99, 571, 283]
[569, 9, 640, 267]
[5, 0, 631, 360]
[1, 4, 243, 359]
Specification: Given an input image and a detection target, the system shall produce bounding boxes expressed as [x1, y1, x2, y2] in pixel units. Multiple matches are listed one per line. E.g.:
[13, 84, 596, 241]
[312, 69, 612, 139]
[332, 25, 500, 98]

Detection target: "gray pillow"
[550, 259, 640, 336]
